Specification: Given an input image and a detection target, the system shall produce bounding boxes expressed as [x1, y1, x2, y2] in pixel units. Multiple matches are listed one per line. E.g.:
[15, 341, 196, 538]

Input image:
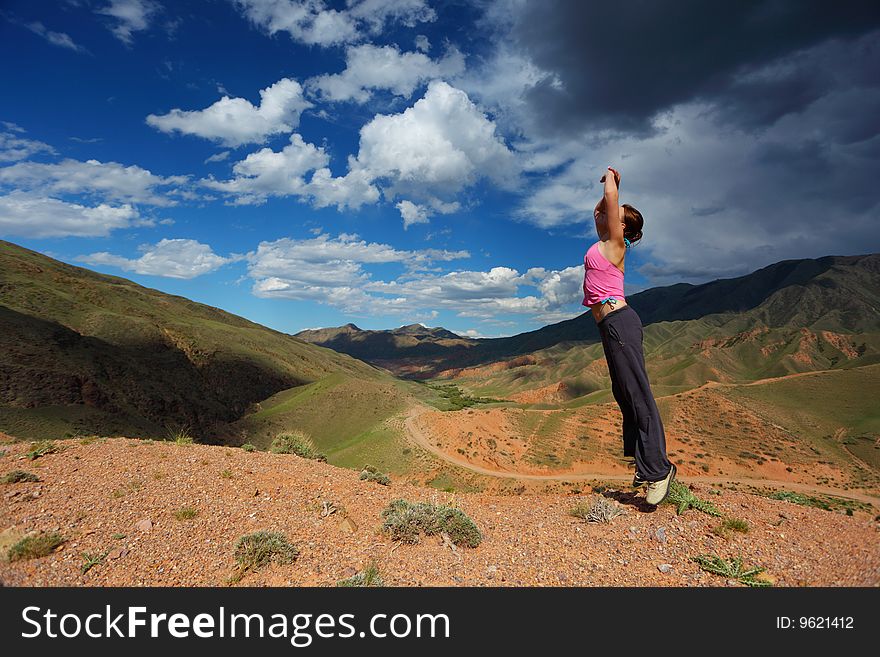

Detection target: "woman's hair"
[621, 204, 644, 245]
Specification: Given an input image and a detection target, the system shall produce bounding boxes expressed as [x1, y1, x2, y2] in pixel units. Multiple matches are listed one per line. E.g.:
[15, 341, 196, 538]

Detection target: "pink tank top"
[582, 241, 625, 306]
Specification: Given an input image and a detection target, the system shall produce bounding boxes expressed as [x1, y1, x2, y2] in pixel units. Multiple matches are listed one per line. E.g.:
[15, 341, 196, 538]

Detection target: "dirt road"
[402, 404, 880, 505]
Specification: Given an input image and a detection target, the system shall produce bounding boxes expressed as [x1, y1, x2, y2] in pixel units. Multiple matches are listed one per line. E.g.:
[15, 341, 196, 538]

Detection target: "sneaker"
[645, 463, 677, 506]
[632, 472, 648, 488]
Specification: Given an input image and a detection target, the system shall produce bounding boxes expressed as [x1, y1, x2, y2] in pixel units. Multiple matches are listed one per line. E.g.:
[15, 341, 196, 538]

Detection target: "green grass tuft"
[7, 532, 65, 562]
[269, 431, 326, 461]
[230, 531, 299, 583]
[27, 440, 63, 460]
[380, 499, 481, 547]
[241, 443, 256, 452]
[2, 470, 40, 484]
[167, 425, 194, 445]
[336, 561, 384, 587]
[174, 507, 198, 520]
[665, 481, 722, 517]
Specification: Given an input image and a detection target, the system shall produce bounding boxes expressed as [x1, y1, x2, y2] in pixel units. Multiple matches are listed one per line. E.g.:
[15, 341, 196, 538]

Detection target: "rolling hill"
[0, 240, 419, 445]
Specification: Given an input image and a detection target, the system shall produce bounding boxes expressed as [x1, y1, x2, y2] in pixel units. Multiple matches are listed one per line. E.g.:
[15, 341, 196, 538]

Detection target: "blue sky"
[2, 1, 879, 337]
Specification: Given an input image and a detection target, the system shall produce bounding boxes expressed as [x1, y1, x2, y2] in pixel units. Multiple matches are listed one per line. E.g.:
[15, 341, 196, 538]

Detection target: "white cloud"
[232, 0, 435, 47]
[307, 165, 380, 211]
[202, 81, 517, 222]
[204, 151, 231, 164]
[349, 80, 519, 223]
[0, 157, 187, 206]
[77, 238, 238, 278]
[396, 200, 428, 228]
[395, 198, 459, 228]
[414, 34, 430, 53]
[246, 231, 585, 322]
[25, 22, 88, 53]
[202, 133, 380, 208]
[0, 129, 56, 163]
[306, 43, 464, 103]
[247, 232, 469, 310]
[0, 191, 146, 238]
[147, 78, 311, 147]
[96, 0, 160, 45]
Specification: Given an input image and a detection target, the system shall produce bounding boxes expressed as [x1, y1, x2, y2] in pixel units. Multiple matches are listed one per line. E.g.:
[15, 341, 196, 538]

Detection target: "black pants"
[597, 305, 672, 482]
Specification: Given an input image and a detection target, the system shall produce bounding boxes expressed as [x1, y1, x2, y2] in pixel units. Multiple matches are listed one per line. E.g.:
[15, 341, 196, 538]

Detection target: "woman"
[583, 166, 676, 505]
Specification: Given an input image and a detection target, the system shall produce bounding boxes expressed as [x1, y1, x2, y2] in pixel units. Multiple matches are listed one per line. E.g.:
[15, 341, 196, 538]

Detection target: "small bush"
[569, 496, 625, 523]
[174, 507, 198, 520]
[27, 440, 63, 461]
[7, 532, 65, 562]
[692, 554, 772, 587]
[337, 561, 384, 587]
[270, 431, 326, 461]
[665, 481, 722, 517]
[359, 465, 391, 486]
[2, 470, 40, 484]
[241, 443, 256, 452]
[220, 469, 233, 479]
[380, 499, 481, 547]
[230, 531, 299, 583]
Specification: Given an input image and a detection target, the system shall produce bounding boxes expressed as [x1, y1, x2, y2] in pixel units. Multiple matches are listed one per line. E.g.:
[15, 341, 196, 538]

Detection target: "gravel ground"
[1, 438, 878, 587]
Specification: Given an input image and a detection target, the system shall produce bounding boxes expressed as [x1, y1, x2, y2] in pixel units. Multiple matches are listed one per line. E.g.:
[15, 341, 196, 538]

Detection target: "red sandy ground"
[1, 438, 878, 587]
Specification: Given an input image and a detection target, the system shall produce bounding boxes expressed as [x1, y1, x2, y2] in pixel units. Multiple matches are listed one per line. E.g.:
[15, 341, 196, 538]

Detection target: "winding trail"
[402, 403, 880, 506]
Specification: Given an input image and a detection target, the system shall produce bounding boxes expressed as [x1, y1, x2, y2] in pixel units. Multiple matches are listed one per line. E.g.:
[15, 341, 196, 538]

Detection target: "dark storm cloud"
[513, 0, 880, 138]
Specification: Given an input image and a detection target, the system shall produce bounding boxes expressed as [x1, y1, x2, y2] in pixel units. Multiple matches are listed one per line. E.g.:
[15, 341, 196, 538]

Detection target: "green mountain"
[0, 240, 413, 443]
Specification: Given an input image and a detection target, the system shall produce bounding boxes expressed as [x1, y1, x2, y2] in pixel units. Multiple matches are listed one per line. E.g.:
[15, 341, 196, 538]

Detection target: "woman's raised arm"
[601, 167, 624, 247]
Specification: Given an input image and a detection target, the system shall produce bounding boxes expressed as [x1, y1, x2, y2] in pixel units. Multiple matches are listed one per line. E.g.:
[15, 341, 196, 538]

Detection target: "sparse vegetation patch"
[27, 440, 63, 460]
[1, 470, 40, 484]
[337, 561, 384, 587]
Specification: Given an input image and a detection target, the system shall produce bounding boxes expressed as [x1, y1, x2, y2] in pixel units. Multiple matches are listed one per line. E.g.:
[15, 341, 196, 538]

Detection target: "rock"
[654, 527, 667, 544]
[338, 516, 358, 533]
[341, 566, 357, 579]
[135, 519, 153, 532]
[657, 564, 673, 573]
[107, 547, 127, 560]
[726, 579, 739, 586]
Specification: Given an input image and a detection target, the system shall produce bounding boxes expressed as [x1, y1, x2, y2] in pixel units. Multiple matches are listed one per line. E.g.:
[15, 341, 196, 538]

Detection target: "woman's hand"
[599, 167, 621, 187]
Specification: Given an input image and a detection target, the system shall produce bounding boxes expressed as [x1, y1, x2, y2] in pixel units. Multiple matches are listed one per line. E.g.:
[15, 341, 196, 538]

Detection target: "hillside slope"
[0, 241, 397, 441]
[1, 437, 877, 586]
